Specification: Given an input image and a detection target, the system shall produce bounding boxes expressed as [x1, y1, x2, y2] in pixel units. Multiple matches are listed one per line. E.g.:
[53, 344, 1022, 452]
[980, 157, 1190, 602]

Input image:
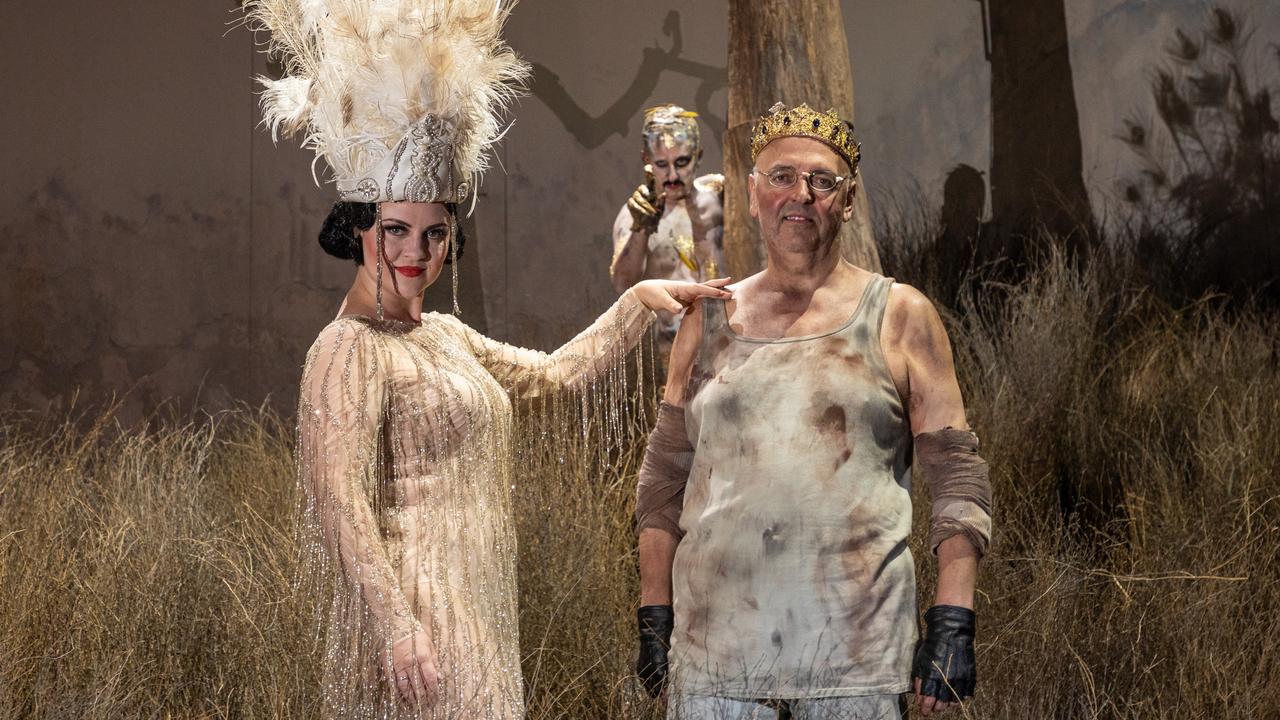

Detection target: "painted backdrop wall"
[3, 1, 1277, 417]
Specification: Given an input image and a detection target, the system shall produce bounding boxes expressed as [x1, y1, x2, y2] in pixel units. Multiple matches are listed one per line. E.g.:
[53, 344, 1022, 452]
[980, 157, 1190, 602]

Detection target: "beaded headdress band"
[643, 104, 701, 155]
[750, 102, 861, 174]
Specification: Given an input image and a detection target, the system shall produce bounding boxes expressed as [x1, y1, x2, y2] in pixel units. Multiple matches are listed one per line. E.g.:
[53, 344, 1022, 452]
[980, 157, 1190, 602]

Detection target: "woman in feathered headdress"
[245, 1, 729, 717]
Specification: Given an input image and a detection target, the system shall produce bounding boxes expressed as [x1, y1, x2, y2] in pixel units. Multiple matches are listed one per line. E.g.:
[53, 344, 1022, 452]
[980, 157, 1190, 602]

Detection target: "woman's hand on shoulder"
[387, 629, 442, 708]
[633, 277, 733, 314]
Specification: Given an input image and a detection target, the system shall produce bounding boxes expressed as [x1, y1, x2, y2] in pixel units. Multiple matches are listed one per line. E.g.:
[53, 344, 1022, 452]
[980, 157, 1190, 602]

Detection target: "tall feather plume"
[246, 0, 528, 192]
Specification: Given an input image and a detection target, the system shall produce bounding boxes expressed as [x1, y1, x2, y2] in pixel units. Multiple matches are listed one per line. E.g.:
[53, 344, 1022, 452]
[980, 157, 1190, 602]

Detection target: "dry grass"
[940, 251, 1280, 718]
[0, 407, 319, 718]
[2, 255, 1278, 718]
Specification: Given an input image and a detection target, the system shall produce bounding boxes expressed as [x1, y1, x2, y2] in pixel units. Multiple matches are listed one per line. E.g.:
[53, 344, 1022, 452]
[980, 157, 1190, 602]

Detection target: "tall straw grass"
[2, 251, 1278, 718]
[0, 407, 318, 717]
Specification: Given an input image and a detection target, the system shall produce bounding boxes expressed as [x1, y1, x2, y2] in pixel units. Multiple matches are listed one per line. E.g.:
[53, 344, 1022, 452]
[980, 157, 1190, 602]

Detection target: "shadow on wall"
[1117, 5, 1280, 305]
[530, 11, 727, 149]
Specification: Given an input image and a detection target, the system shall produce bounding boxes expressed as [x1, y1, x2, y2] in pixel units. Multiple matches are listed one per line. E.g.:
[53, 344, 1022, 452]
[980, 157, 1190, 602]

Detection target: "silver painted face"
[644, 138, 700, 202]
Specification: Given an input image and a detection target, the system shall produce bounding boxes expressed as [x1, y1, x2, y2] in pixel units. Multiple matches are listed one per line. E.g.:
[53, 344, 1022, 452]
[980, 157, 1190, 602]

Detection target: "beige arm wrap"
[635, 402, 694, 540]
[916, 427, 993, 557]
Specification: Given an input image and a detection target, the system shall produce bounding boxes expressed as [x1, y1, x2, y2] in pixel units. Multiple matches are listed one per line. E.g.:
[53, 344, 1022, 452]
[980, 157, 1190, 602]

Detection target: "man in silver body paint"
[611, 104, 727, 360]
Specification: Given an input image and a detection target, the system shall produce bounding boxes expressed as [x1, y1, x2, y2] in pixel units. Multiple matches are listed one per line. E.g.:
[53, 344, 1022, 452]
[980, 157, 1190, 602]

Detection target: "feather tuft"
[244, 0, 529, 192]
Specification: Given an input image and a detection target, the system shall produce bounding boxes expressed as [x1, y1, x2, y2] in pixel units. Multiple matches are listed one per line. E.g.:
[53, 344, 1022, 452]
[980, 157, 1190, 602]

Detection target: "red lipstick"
[394, 266, 425, 278]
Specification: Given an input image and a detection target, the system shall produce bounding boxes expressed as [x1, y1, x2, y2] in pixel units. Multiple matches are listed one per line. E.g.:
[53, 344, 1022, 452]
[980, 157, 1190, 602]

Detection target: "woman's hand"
[386, 629, 442, 707]
[633, 278, 732, 314]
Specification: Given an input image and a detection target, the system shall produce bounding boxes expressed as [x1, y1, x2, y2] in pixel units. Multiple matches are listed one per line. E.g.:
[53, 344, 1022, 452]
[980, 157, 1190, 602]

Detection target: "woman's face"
[358, 201, 452, 300]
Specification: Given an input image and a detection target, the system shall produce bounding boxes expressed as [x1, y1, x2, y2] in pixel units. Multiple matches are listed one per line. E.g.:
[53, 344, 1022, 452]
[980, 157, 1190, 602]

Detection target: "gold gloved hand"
[628, 164, 664, 233]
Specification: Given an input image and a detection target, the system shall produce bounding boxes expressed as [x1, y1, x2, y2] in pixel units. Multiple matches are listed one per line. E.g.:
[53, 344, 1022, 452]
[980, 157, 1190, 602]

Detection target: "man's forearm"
[611, 230, 650, 292]
[639, 527, 678, 605]
[933, 534, 978, 609]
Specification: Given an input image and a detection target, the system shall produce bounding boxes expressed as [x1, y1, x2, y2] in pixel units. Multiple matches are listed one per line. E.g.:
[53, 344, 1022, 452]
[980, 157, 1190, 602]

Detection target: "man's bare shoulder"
[663, 295, 708, 405]
[612, 203, 633, 239]
[884, 281, 950, 352]
[691, 175, 724, 219]
[886, 282, 938, 318]
[692, 173, 724, 198]
[724, 272, 763, 299]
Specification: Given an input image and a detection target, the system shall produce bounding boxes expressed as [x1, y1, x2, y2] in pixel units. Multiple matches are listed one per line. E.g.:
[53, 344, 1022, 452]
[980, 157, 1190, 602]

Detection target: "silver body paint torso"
[612, 180, 725, 349]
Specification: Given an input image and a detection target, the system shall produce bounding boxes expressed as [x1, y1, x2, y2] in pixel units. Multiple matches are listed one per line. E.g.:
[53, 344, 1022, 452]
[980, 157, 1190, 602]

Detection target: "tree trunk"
[988, 0, 1094, 262]
[724, 1, 881, 278]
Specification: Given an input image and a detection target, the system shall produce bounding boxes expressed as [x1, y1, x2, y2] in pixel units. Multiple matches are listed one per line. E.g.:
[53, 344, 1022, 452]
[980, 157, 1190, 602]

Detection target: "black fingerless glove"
[636, 605, 674, 698]
[912, 604, 977, 703]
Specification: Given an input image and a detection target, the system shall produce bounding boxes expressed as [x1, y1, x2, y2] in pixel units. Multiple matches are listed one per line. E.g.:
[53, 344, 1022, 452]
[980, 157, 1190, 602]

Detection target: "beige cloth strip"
[914, 427, 993, 556]
[635, 402, 694, 539]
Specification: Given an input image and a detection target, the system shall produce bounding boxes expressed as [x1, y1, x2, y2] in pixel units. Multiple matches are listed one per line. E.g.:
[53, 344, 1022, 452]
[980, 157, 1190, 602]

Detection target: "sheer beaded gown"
[296, 291, 653, 719]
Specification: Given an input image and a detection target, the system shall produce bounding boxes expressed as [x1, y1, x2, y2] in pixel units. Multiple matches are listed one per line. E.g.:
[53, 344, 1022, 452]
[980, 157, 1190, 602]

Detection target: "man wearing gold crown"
[633, 103, 993, 719]
[610, 105, 726, 358]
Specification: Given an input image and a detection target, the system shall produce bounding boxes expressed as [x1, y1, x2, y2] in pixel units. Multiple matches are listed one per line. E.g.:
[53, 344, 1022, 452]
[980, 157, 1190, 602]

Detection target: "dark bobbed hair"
[318, 201, 467, 265]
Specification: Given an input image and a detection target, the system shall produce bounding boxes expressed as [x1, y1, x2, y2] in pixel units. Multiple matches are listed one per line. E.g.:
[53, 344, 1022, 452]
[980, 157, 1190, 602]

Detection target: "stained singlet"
[670, 273, 916, 699]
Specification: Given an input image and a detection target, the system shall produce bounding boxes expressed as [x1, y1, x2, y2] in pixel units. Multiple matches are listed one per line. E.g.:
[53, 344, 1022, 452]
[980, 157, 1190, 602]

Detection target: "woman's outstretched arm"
[446, 279, 730, 397]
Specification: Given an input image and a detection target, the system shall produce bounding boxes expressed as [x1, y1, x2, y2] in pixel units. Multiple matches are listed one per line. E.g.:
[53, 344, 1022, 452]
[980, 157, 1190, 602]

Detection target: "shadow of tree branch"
[528, 11, 727, 150]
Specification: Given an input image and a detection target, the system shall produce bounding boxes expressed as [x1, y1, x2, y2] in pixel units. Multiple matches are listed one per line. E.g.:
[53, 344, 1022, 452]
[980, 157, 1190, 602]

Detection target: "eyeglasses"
[753, 167, 849, 194]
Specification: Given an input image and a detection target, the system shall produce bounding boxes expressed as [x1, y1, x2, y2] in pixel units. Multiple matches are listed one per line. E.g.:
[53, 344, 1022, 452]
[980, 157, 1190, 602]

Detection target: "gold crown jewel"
[750, 102, 862, 175]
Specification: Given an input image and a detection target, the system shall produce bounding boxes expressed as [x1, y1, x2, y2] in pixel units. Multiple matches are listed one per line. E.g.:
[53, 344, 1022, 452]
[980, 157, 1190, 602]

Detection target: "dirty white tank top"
[670, 273, 916, 699]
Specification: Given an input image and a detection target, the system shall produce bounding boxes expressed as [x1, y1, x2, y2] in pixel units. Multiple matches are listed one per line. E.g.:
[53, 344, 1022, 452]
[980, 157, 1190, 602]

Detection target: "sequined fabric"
[296, 290, 653, 719]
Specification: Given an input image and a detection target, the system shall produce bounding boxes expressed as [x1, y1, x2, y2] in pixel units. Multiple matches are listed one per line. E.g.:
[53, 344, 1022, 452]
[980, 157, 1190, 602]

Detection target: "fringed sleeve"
[297, 320, 421, 646]
[440, 288, 655, 398]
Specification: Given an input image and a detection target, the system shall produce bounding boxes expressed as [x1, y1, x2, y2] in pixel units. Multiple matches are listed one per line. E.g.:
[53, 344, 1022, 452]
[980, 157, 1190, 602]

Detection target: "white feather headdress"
[247, 0, 529, 204]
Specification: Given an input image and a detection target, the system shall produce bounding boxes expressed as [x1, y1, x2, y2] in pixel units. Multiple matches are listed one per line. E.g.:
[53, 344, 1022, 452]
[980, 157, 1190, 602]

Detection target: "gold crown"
[750, 102, 861, 174]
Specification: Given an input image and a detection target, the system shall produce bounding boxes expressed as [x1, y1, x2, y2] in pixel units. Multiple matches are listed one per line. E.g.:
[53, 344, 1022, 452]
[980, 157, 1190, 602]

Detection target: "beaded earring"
[374, 204, 385, 322]
[450, 215, 461, 317]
